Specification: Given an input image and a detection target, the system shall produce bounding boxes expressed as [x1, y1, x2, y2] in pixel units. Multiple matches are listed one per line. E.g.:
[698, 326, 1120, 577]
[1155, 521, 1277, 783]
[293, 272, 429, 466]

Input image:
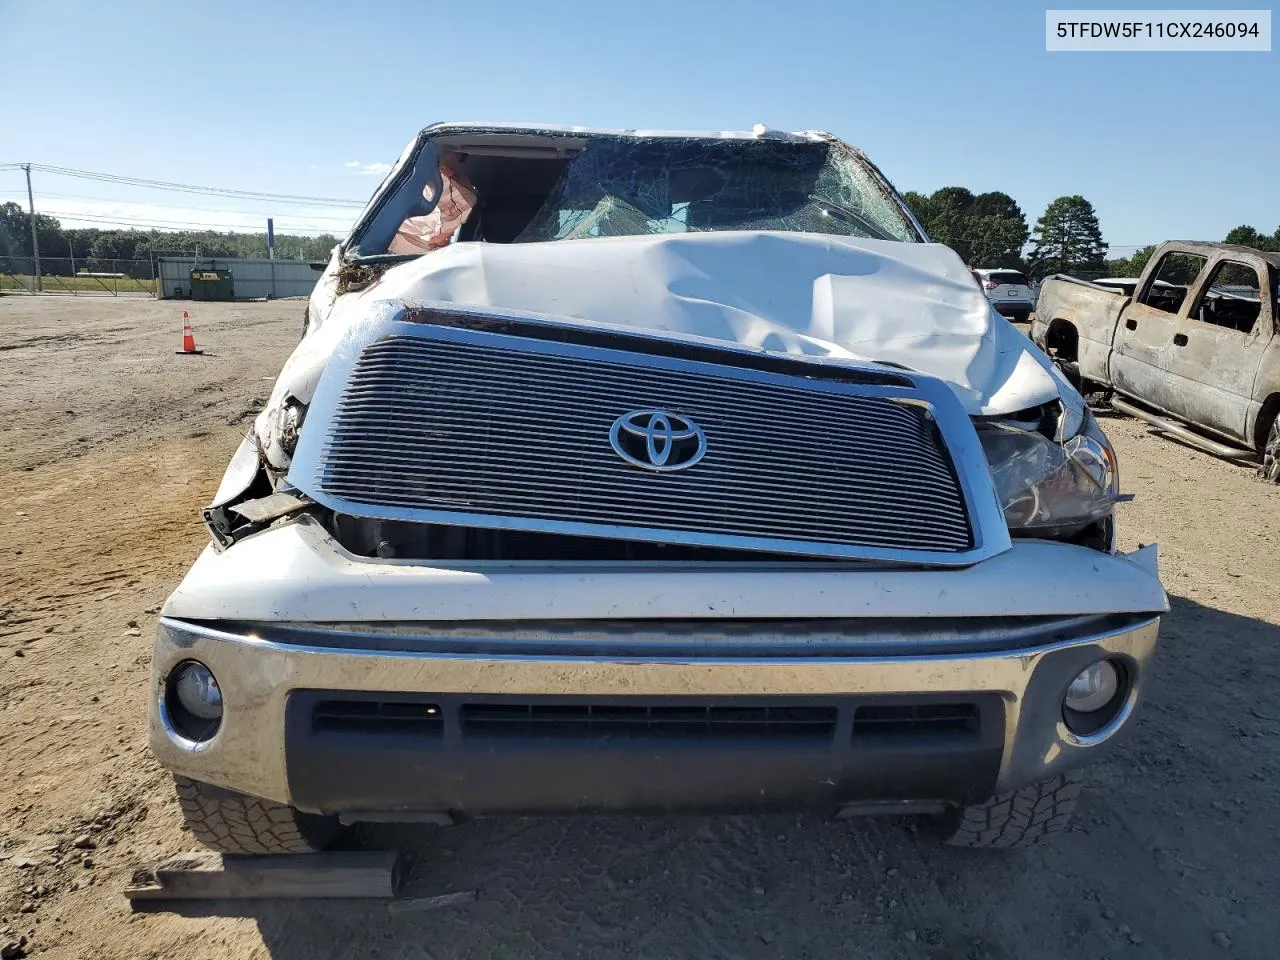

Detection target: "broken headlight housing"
[977, 404, 1119, 539]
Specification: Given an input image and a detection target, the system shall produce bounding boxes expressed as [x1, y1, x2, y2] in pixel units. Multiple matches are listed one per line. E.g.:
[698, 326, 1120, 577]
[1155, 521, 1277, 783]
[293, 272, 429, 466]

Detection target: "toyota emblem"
[609, 409, 707, 471]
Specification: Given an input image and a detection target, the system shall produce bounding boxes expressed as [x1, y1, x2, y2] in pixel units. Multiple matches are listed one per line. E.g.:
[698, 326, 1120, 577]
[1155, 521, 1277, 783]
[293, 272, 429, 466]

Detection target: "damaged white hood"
[371, 231, 1060, 412]
[260, 232, 1065, 465]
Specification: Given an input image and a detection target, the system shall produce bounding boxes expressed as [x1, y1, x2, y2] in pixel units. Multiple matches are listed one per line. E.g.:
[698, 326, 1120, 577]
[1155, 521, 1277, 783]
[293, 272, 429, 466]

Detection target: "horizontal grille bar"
[852, 703, 980, 740]
[307, 696, 985, 745]
[460, 703, 838, 740]
[303, 329, 977, 557]
[312, 699, 444, 735]
[319, 489, 970, 548]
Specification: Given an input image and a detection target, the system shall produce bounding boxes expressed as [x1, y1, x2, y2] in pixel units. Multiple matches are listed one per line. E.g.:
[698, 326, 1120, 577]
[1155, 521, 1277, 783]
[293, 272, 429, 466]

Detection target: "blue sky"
[1, 0, 1276, 253]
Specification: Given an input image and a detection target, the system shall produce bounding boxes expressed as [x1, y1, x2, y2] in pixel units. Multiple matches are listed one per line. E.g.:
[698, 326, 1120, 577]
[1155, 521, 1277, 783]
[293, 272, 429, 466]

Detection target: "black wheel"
[935, 770, 1082, 848]
[1260, 416, 1280, 484]
[1083, 387, 1113, 410]
[173, 775, 341, 854]
[1054, 358, 1083, 394]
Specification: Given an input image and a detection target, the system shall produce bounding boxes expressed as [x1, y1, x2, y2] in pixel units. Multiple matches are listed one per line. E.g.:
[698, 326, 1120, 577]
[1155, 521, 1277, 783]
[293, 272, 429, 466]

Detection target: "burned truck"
[1034, 240, 1280, 477]
[149, 124, 1166, 853]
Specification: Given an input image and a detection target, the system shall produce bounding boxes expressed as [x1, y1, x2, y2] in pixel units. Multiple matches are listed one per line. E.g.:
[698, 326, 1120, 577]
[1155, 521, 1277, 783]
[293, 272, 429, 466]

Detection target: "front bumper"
[150, 613, 1161, 817]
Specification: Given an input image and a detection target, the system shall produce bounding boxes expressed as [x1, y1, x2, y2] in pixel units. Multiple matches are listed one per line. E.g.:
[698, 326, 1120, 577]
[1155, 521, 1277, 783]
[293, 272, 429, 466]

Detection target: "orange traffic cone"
[176, 311, 203, 355]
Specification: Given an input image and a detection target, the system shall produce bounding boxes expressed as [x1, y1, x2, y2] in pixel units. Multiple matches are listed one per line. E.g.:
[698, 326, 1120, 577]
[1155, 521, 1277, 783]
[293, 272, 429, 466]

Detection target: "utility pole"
[23, 164, 42, 292]
[267, 218, 276, 298]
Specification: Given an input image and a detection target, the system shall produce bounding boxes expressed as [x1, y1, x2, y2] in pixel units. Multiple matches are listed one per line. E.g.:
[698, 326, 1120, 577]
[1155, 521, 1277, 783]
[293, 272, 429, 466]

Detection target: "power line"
[49, 211, 344, 235]
[0, 188, 356, 217]
[7, 162, 366, 207]
[0, 191, 357, 227]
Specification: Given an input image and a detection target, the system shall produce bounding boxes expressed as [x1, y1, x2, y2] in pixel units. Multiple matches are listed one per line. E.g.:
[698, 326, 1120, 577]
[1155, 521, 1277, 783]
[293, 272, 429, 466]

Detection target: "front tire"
[173, 776, 341, 854]
[1259, 417, 1280, 484]
[935, 770, 1082, 848]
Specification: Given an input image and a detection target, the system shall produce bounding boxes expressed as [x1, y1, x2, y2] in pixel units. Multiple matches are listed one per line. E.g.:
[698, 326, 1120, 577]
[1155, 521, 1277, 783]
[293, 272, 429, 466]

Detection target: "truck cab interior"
[1193, 261, 1264, 335]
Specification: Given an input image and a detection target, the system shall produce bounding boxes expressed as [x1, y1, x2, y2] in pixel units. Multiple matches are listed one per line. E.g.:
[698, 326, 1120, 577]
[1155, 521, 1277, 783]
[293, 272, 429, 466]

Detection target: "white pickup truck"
[148, 123, 1166, 855]
[1034, 240, 1280, 477]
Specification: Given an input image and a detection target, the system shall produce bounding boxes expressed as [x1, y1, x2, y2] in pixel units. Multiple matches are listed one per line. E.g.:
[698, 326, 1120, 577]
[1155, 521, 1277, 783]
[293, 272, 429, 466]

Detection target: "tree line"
[902, 188, 1111, 277]
[903, 190, 1279, 280]
[4, 195, 1277, 283]
[0, 202, 340, 276]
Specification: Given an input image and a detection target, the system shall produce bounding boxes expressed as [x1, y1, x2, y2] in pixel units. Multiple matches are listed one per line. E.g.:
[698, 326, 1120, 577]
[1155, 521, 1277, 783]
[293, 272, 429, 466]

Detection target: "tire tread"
[173, 776, 338, 854]
[938, 770, 1083, 848]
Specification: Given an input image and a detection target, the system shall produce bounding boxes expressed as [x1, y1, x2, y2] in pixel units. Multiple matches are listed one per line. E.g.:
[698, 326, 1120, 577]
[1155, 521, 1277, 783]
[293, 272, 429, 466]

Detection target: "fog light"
[165, 661, 223, 743]
[1064, 660, 1118, 713]
[174, 661, 223, 720]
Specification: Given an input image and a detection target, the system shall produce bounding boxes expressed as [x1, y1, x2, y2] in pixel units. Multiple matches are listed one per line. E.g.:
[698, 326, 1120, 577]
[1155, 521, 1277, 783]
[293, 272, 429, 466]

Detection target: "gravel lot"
[1, 297, 1276, 960]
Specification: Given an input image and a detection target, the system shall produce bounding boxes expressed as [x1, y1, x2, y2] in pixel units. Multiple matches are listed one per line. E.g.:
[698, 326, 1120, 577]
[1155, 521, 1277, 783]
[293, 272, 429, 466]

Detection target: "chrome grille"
[298, 326, 976, 560]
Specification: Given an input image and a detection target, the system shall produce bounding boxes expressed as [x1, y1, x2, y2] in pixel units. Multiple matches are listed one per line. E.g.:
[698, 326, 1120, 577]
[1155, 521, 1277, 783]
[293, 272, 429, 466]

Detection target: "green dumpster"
[190, 268, 234, 301]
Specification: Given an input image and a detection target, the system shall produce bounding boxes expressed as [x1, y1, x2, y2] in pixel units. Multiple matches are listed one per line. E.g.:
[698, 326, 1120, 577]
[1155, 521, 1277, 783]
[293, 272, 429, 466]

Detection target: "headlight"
[978, 407, 1119, 534]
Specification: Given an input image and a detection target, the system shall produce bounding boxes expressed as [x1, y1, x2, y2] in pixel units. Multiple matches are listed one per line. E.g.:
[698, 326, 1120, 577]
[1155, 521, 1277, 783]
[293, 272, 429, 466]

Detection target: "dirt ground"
[1, 296, 1276, 960]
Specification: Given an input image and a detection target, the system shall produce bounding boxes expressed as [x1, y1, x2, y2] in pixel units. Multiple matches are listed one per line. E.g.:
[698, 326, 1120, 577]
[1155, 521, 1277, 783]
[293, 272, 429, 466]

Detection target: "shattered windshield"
[359, 134, 922, 257]
[513, 138, 919, 244]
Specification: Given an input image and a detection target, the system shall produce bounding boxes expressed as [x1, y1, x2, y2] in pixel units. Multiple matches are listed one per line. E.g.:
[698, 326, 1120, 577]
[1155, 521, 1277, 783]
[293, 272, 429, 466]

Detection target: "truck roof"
[1160, 240, 1280, 268]
[420, 121, 830, 144]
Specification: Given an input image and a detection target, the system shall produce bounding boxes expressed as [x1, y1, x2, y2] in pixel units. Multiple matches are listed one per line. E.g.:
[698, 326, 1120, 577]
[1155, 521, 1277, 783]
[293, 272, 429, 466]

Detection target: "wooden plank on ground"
[124, 850, 401, 902]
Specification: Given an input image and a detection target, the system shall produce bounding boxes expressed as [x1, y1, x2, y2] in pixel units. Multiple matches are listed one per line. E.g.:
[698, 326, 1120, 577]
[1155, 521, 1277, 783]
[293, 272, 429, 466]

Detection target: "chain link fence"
[0, 256, 158, 296]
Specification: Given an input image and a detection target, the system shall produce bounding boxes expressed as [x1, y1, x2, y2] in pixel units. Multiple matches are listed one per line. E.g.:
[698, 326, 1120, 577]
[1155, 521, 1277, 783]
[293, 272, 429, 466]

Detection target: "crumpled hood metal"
[257, 232, 1065, 466]
[368, 231, 1061, 413]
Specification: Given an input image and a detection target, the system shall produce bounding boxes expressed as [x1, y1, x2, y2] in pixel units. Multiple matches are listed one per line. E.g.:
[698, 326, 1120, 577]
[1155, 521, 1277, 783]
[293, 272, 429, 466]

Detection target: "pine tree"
[903, 188, 1028, 267]
[1028, 196, 1108, 278]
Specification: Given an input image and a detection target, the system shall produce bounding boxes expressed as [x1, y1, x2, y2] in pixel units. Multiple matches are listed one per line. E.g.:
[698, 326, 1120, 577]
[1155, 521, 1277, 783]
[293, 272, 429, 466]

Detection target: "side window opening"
[454, 152, 574, 244]
[388, 156, 478, 255]
[1192, 261, 1263, 335]
[1139, 252, 1207, 315]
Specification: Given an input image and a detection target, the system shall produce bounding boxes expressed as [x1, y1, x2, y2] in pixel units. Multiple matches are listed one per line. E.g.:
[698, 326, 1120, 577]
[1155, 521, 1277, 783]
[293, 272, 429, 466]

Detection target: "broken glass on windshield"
[358, 132, 922, 258]
[514, 138, 919, 244]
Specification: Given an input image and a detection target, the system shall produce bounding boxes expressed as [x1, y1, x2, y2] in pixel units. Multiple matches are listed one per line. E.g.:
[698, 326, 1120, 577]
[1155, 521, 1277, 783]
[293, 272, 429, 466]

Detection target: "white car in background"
[976, 268, 1035, 322]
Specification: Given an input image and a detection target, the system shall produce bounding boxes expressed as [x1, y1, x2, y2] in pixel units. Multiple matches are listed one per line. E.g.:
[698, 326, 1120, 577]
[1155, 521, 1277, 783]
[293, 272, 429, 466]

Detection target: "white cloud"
[344, 160, 392, 177]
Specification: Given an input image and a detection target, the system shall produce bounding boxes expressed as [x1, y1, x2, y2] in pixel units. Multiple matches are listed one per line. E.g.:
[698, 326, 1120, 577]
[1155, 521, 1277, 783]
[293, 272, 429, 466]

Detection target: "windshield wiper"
[808, 195, 893, 241]
[343, 252, 424, 266]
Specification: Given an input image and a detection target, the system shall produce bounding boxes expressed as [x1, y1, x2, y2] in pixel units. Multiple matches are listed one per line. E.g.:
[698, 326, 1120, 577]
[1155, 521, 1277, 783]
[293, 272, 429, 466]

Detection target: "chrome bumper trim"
[149, 615, 1160, 808]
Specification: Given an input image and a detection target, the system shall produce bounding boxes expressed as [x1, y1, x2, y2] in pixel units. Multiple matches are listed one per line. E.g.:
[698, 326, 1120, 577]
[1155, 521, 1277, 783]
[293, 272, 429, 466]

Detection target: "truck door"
[1162, 256, 1274, 443]
[1109, 250, 1209, 415]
